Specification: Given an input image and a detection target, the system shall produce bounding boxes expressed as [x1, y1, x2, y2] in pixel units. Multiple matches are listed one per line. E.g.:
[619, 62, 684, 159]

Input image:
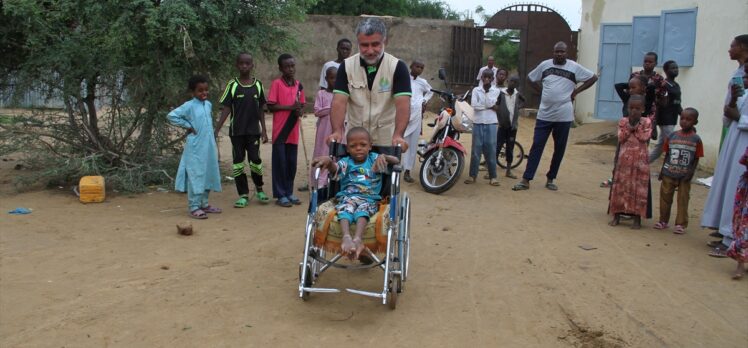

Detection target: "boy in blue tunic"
[167, 75, 223, 219]
[312, 127, 399, 259]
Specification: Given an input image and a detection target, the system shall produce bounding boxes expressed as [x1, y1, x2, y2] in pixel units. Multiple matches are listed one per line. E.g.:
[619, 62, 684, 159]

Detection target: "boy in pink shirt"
[267, 53, 306, 207]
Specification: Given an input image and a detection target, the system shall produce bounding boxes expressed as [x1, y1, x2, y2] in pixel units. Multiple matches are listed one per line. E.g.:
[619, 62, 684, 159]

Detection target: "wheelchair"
[298, 143, 411, 309]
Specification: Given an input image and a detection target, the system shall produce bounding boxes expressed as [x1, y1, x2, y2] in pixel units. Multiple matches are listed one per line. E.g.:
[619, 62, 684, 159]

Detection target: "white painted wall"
[575, 0, 748, 168]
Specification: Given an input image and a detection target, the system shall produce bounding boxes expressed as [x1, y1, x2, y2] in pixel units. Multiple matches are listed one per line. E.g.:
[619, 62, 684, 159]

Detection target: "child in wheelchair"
[311, 127, 399, 260]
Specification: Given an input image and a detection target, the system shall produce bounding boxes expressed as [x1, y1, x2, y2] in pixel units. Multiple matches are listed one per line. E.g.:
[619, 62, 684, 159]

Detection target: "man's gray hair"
[356, 17, 387, 39]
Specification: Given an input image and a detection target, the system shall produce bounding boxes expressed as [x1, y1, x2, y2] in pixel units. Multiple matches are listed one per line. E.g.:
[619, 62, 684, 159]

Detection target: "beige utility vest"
[344, 52, 399, 145]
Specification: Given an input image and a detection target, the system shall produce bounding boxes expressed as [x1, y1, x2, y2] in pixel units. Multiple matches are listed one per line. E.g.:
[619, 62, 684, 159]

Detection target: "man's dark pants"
[522, 119, 572, 182]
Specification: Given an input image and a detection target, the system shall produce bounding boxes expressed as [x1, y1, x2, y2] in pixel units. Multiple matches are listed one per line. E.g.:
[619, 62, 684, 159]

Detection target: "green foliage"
[485, 30, 519, 72]
[0, 0, 313, 191]
[309, 0, 460, 20]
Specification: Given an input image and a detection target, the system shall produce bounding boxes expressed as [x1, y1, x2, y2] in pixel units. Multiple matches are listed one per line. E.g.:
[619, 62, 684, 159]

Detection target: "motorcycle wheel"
[419, 147, 464, 194]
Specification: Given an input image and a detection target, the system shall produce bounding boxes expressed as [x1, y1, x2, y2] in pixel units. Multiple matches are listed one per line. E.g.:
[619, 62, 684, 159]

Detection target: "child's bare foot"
[341, 234, 355, 259]
[733, 263, 745, 280]
[352, 236, 366, 260]
[608, 214, 620, 226]
[631, 216, 642, 230]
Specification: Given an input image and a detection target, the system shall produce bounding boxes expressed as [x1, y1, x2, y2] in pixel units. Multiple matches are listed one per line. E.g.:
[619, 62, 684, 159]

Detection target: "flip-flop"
[505, 172, 518, 179]
[673, 225, 686, 234]
[512, 182, 529, 191]
[276, 197, 292, 207]
[297, 185, 309, 192]
[706, 240, 722, 248]
[288, 194, 302, 205]
[653, 221, 669, 230]
[483, 174, 490, 180]
[234, 196, 249, 208]
[202, 205, 222, 214]
[255, 191, 270, 204]
[545, 182, 558, 191]
[464, 178, 476, 184]
[489, 179, 500, 186]
[708, 246, 728, 258]
[189, 208, 208, 219]
[708, 231, 722, 238]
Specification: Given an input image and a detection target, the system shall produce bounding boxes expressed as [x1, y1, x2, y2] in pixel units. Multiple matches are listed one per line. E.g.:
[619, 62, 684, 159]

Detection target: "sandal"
[706, 240, 722, 248]
[545, 182, 558, 191]
[288, 194, 302, 205]
[489, 179, 500, 186]
[708, 245, 728, 258]
[708, 231, 722, 238]
[505, 171, 517, 179]
[276, 197, 292, 207]
[653, 221, 669, 230]
[464, 177, 476, 184]
[189, 208, 208, 219]
[673, 225, 685, 234]
[234, 196, 249, 208]
[202, 205, 222, 214]
[483, 174, 490, 180]
[297, 184, 309, 192]
[255, 191, 270, 204]
[512, 182, 529, 191]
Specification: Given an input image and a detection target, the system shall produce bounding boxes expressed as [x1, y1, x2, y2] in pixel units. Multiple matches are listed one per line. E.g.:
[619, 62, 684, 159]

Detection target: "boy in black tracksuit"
[215, 53, 270, 207]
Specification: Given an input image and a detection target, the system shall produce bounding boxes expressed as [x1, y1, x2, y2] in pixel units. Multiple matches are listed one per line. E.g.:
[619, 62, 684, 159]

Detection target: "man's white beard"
[363, 50, 385, 65]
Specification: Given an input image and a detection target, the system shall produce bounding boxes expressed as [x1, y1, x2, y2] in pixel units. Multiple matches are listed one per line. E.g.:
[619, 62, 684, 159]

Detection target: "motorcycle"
[417, 68, 473, 194]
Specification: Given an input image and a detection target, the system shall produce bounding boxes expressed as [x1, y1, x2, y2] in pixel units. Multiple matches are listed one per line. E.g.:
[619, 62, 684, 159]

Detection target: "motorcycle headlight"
[460, 114, 473, 133]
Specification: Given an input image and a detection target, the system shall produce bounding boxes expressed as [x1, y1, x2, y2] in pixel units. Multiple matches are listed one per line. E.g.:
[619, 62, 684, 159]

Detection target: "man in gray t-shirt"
[512, 42, 598, 191]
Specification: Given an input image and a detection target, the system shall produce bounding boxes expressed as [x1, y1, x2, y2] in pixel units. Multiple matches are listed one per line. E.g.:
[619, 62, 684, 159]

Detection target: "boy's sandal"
[189, 209, 208, 219]
[673, 225, 686, 234]
[706, 240, 722, 248]
[512, 182, 529, 191]
[403, 175, 415, 183]
[234, 196, 249, 208]
[464, 178, 476, 184]
[202, 205, 222, 214]
[652, 221, 669, 230]
[489, 179, 500, 186]
[483, 174, 490, 180]
[288, 194, 302, 205]
[708, 231, 722, 238]
[276, 197, 292, 207]
[545, 182, 558, 191]
[505, 172, 518, 179]
[255, 191, 270, 204]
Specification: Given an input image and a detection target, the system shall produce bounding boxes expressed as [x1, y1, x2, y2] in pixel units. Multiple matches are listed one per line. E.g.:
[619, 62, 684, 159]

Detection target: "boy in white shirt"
[403, 60, 434, 183]
[466, 69, 501, 186]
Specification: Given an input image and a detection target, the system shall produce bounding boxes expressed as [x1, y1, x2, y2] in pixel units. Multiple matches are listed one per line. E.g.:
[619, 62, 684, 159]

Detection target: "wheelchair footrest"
[345, 288, 384, 299]
[303, 287, 340, 293]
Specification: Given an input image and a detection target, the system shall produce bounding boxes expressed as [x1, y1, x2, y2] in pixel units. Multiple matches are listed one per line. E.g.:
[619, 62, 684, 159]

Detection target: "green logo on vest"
[378, 77, 391, 93]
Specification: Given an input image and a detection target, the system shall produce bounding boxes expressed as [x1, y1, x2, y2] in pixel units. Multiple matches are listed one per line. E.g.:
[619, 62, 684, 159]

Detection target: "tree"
[309, 0, 460, 20]
[486, 30, 520, 72]
[0, 0, 313, 191]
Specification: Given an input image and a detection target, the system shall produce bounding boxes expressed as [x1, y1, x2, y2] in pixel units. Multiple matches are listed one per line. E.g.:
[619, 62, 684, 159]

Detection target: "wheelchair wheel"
[388, 274, 400, 309]
[497, 141, 525, 169]
[299, 263, 312, 301]
[399, 193, 411, 283]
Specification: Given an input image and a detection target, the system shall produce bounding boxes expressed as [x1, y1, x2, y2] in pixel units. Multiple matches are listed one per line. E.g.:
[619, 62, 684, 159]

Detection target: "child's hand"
[293, 101, 303, 110]
[261, 131, 269, 144]
[657, 172, 663, 181]
[373, 154, 388, 172]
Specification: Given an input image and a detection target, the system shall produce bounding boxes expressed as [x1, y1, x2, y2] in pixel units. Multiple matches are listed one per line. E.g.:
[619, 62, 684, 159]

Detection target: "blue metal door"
[594, 23, 632, 120]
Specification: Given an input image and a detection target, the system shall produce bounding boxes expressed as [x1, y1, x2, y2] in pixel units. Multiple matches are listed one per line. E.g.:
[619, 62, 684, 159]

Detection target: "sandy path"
[1, 116, 746, 347]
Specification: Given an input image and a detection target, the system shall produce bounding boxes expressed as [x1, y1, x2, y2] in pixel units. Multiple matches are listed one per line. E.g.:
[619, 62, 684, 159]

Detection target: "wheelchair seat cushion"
[313, 199, 390, 254]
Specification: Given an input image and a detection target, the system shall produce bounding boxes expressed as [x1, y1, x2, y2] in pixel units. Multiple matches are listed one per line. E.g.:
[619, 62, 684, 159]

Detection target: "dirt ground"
[1, 115, 747, 347]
